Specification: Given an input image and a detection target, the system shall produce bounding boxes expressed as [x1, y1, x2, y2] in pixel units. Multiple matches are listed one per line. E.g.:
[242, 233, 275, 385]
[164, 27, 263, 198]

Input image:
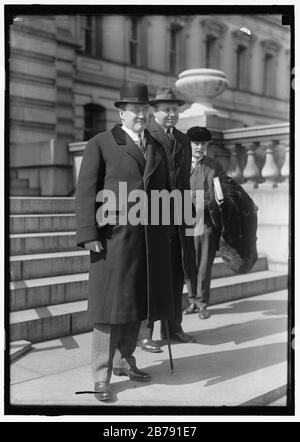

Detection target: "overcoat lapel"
[148, 118, 171, 151]
[111, 124, 146, 171]
[143, 129, 162, 188]
[202, 158, 212, 183]
[173, 128, 184, 157]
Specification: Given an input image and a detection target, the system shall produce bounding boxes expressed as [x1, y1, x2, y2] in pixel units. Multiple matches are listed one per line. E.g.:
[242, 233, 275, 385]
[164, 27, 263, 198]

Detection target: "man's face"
[119, 103, 150, 133]
[153, 102, 179, 129]
[191, 141, 208, 161]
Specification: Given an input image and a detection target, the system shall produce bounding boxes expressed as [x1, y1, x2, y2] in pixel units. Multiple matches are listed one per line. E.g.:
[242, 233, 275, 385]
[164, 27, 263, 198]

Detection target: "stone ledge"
[10, 340, 32, 362]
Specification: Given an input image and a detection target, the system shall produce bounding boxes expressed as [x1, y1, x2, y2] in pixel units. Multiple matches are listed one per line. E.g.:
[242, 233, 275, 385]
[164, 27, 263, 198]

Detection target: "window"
[263, 54, 276, 96]
[236, 45, 248, 90]
[129, 17, 139, 66]
[261, 40, 281, 98]
[81, 15, 102, 57]
[169, 24, 181, 75]
[85, 16, 94, 55]
[201, 19, 227, 70]
[205, 35, 218, 68]
[232, 29, 256, 92]
[84, 104, 106, 140]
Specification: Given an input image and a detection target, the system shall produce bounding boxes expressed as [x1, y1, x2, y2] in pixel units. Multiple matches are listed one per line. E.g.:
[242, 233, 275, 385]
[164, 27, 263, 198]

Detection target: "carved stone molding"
[261, 39, 282, 55]
[201, 18, 228, 38]
[232, 29, 256, 47]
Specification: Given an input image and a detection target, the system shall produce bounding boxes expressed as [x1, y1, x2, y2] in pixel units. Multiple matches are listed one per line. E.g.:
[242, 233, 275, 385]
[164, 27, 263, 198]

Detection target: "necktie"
[137, 133, 147, 158]
[167, 128, 175, 152]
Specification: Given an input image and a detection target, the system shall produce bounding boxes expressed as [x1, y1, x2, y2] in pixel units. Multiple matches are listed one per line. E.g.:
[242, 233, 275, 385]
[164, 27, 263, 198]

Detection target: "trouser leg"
[195, 227, 219, 305]
[91, 323, 116, 383]
[92, 321, 141, 382]
[137, 319, 154, 340]
[116, 321, 141, 368]
[161, 231, 184, 336]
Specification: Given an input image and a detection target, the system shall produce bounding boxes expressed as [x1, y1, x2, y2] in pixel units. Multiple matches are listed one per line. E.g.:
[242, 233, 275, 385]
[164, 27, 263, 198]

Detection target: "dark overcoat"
[190, 155, 228, 235]
[147, 118, 197, 285]
[218, 177, 258, 274]
[76, 124, 174, 324]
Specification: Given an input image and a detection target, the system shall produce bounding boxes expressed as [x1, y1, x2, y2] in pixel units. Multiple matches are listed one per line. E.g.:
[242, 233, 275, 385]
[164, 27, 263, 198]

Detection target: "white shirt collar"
[121, 125, 145, 143]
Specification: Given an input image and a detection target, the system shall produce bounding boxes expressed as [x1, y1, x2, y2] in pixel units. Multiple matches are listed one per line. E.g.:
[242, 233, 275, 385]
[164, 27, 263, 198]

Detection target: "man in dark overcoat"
[185, 126, 228, 319]
[137, 87, 197, 353]
[76, 82, 174, 401]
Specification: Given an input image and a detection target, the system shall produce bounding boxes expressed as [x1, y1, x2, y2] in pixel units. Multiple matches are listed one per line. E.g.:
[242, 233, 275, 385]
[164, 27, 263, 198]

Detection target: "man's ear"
[118, 108, 124, 120]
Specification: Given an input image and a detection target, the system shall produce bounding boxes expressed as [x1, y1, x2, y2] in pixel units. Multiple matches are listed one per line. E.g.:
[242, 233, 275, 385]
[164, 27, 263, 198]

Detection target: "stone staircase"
[9, 197, 288, 345]
[10, 169, 40, 196]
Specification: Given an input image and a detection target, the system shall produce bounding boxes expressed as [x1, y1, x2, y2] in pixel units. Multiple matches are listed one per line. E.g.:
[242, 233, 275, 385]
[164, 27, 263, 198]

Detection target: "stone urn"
[175, 68, 229, 131]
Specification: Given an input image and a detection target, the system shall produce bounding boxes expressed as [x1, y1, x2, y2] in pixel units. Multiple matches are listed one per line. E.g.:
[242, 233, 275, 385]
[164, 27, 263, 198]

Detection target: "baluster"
[226, 143, 243, 183]
[261, 140, 279, 186]
[242, 142, 260, 186]
[280, 140, 289, 181]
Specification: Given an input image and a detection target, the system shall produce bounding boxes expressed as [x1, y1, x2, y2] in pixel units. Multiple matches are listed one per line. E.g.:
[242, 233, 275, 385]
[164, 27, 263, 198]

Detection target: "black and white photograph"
[4, 2, 296, 420]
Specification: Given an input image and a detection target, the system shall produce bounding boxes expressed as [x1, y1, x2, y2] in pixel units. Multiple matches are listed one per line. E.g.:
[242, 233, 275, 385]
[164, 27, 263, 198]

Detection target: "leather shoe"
[138, 338, 162, 353]
[170, 331, 195, 343]
[129, 367, 152, 382]
[113, 366, 151, 382]
[184, 303, 199, 315]
[198, 305, 210, 319]
[94, 382, 113, 402]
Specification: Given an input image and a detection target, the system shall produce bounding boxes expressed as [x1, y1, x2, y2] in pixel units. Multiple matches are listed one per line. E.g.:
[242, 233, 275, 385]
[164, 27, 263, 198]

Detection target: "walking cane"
[164, 320, 174, 373]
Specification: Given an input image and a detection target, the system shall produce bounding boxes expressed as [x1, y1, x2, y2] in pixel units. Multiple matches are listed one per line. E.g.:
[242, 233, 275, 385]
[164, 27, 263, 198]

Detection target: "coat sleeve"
[75, 136, 105, 248]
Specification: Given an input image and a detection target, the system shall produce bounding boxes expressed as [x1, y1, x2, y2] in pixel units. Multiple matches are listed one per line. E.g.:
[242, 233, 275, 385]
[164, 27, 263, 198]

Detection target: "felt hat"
[187, 126, 212, 142]
[114, 82, 150, 108]
[149, 86, 185, 106]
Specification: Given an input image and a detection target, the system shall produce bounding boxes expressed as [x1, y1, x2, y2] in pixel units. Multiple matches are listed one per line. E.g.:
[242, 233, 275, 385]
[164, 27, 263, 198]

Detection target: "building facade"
[9, 14, 291, 195]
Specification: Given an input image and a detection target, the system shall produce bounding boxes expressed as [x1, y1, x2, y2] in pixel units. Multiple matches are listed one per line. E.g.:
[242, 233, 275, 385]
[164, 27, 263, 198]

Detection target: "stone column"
[261, 140, 280, 186]
[280, 140, 290, 182]
[226, 143, 243, 183]
[242, 142, 260, 187]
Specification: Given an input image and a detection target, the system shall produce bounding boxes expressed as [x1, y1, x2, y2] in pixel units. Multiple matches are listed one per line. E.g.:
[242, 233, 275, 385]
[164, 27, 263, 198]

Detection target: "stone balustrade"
[68, 122, 290, 191]
[222, 122, 290, 188]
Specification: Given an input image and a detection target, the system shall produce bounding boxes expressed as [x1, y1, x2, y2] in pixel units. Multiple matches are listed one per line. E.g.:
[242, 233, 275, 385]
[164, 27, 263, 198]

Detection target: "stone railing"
[221, 122, 290, 187]
[68, 141, 87, 190]
[68, 122, 290, 190]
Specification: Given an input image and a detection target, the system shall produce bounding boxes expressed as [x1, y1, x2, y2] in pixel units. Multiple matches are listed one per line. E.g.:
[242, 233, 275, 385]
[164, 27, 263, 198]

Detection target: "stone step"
[10, 270, 287, 343]
[185, 270, 287, 309]
[10, 231, 77, 255]
[10, 250, 88, 281]
[212, 255, 267, 278]
[10, 340, 32, 362]
[10, 169, 18, 179]
[10, 187, 41, 196]
[10, 196, 75, 214]
[10, 213, 76, 234]
[11, 178, 29, 188]
[10, 273, 89, 311]
[9, 230, 233, 257]
[9, 249, 267, 285]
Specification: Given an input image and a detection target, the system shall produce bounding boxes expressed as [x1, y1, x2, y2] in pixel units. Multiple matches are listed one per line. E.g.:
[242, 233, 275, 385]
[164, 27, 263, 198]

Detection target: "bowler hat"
[114, 82, 150, 108]
[149, 86, 185, 106]
[187, 126, 212, 142]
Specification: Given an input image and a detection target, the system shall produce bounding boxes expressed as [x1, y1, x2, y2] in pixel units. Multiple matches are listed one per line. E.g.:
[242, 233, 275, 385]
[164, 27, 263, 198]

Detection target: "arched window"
[84, 104, 106, 140]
